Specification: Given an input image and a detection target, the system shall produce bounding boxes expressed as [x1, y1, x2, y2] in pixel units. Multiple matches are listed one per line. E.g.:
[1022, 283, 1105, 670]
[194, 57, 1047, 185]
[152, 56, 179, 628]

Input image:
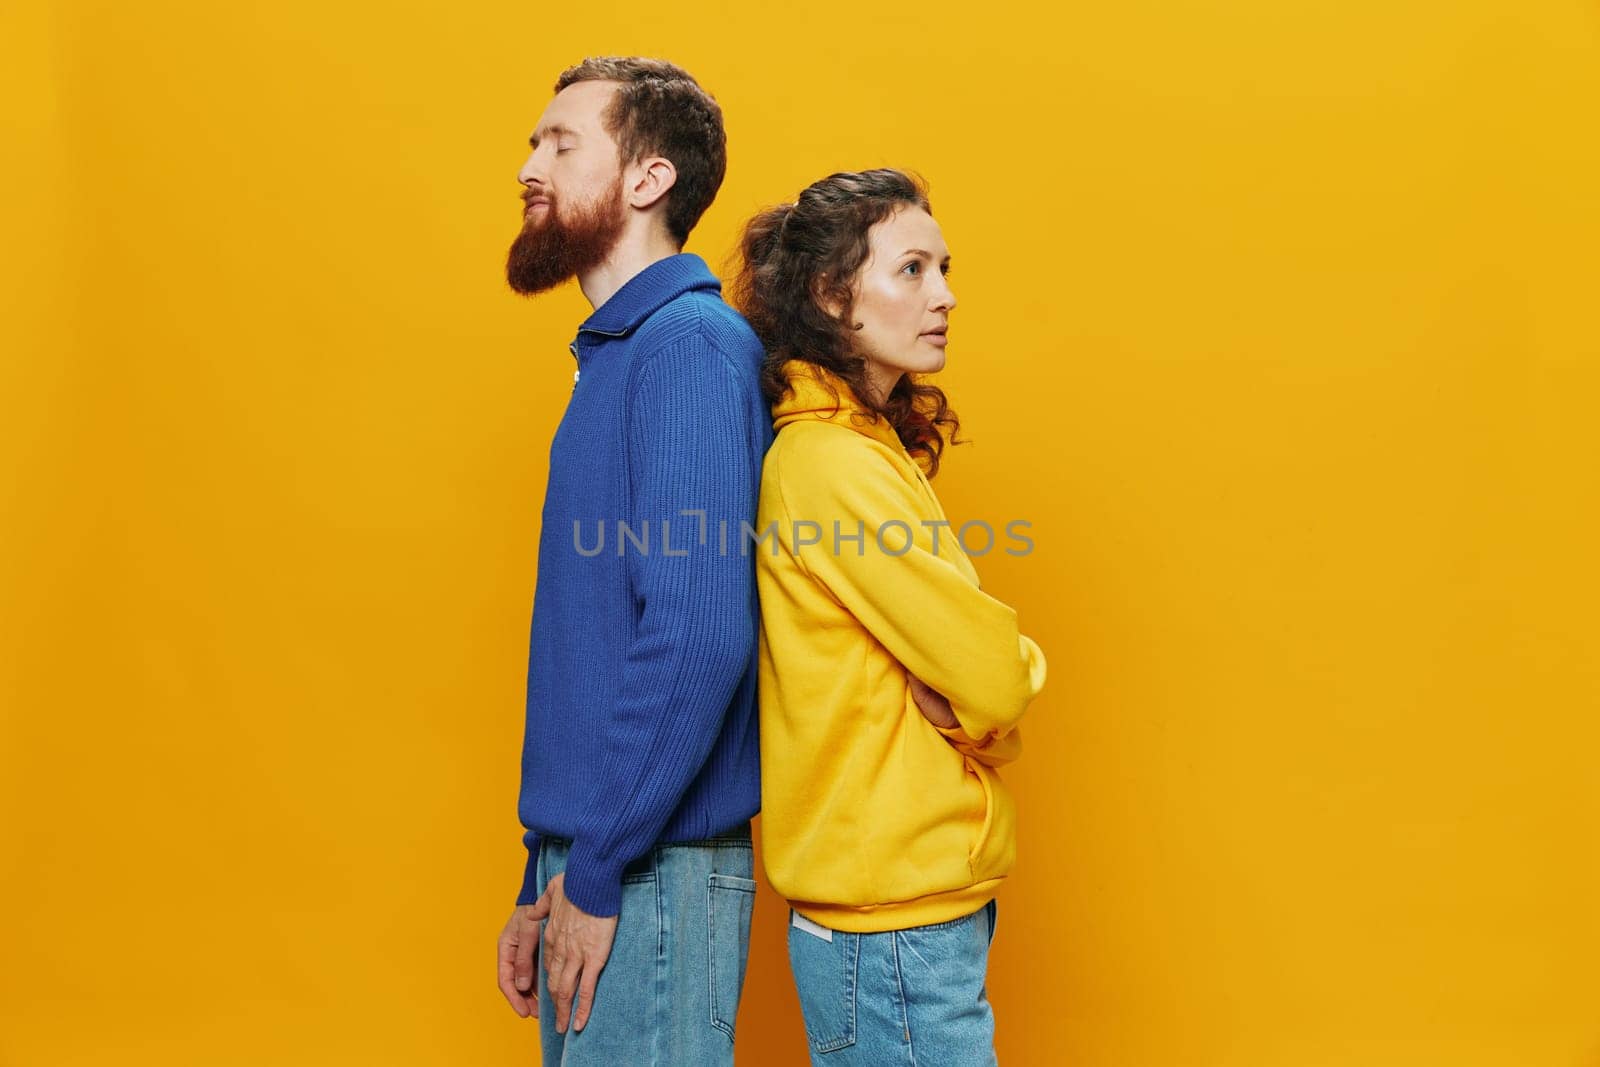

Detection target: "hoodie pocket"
[965, 757, 1017, 885]
[891, 683, 990, 902]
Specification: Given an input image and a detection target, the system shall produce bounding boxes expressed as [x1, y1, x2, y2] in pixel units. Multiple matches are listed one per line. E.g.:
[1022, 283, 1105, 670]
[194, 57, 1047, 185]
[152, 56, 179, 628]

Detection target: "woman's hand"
[907, 671, 959, 729]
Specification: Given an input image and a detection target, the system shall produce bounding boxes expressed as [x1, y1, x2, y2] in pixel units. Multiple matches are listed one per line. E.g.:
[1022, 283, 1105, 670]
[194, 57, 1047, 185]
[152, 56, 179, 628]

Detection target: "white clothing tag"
[791, 911, 834, 942]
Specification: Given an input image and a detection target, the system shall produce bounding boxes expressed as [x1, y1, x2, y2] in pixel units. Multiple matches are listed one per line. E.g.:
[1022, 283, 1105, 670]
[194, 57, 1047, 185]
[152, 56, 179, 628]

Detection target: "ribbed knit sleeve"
[558, 335, 759, 917]
[516, 831, 543, 906]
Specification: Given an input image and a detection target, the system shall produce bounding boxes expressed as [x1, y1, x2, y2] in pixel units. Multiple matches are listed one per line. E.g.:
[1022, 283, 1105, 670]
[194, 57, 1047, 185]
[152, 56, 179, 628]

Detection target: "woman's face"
[833, 204, 956, 404]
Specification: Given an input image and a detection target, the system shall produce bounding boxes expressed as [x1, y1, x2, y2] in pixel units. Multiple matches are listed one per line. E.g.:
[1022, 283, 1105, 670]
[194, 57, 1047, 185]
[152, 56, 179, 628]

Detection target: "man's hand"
[497, 894, 553, 1018]
[538, 872, 619, 1033]
[908, 670, 959, 729]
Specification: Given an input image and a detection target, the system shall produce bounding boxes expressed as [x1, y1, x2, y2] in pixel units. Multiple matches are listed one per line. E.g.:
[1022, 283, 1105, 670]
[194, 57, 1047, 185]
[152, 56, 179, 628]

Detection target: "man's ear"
[626, 156, 677, 212]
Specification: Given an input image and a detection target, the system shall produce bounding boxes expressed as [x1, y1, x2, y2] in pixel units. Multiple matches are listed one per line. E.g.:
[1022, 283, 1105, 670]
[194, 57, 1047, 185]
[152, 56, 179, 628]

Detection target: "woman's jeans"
[787, 898, 1000, 1066]
[532, 823, 756, 1066]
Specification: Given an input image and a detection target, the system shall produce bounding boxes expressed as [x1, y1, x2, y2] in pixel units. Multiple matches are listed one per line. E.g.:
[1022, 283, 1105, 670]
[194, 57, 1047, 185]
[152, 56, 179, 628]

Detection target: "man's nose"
[517, 150, 548, 189]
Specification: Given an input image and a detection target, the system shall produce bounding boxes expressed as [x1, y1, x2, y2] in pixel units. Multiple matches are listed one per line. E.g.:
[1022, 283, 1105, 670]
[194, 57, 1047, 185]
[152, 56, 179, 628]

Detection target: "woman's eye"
[902, 262, 920, 276]
[557, 147, 572, 154]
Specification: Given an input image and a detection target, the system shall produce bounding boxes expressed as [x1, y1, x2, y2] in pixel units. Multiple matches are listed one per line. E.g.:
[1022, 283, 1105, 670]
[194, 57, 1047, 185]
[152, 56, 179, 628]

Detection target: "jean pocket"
[707, 873, 756, 1039]
[786, 911, 858, 1054]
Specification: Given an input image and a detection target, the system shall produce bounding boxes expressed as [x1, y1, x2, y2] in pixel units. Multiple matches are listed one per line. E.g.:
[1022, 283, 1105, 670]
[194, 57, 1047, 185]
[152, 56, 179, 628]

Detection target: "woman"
[730, 168, 1048, 1064]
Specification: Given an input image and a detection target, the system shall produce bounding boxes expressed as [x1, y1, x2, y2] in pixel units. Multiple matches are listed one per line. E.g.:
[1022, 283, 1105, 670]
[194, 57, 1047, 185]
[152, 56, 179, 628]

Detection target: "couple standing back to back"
[493, 55, 1048, 1067]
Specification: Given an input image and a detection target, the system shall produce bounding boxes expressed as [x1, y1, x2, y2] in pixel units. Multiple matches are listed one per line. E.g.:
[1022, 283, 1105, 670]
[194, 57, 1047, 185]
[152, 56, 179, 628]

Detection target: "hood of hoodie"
[770, 358, 910, 456]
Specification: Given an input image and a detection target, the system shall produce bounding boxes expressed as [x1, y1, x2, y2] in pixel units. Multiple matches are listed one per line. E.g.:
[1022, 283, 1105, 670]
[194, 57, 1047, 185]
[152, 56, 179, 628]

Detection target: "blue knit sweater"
[516, 253, 770, 917]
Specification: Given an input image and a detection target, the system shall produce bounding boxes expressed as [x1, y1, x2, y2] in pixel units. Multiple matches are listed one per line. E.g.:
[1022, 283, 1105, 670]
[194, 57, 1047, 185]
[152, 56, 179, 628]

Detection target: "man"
[493, 57, 769, 1065]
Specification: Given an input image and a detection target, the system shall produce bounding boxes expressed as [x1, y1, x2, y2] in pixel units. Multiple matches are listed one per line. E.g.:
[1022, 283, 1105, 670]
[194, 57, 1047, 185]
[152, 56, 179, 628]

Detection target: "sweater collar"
[574, 252, 722, 340]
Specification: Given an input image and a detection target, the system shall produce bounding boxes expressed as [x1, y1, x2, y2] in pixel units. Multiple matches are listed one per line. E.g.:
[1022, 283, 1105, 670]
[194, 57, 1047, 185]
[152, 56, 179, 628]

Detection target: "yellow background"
[4, 0, 1597, 1063]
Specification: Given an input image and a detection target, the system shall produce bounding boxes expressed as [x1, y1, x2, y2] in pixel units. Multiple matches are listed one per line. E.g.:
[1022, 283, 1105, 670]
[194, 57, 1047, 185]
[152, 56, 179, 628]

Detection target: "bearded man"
[493, 56, 768, 1067]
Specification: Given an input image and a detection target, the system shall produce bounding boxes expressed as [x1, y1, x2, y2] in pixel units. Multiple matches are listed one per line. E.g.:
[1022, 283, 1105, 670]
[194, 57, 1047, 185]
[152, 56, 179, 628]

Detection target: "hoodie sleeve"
[772, 425, 1046, 749]
[935, 718, 1026, 768]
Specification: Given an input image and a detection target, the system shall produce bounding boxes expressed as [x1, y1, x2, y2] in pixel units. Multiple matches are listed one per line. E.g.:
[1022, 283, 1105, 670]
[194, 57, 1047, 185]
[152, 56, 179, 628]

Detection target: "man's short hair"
[555, 57, 727, 247]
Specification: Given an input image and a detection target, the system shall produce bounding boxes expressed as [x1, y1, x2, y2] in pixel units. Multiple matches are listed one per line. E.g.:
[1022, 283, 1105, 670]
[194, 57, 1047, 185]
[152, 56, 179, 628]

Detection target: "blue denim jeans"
[787, 899, 1000, 1066]
[533, 823, 756, 1066]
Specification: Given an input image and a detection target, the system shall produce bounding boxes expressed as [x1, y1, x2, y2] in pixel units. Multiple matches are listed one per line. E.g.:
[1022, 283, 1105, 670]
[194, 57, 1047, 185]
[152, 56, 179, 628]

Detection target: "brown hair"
[554, 57, 727, 247]
[728, 168, 966, 478]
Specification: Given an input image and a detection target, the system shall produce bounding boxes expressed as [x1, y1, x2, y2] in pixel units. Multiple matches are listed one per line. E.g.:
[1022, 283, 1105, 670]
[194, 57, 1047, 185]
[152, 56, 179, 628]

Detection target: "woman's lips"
[920, 331, 948, 347]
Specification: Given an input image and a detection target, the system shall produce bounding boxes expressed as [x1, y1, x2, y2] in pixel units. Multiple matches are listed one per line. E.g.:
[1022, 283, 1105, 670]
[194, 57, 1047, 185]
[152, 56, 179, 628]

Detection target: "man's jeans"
[787, 899, 1000, 1066]
[533, 823, 756, 1066]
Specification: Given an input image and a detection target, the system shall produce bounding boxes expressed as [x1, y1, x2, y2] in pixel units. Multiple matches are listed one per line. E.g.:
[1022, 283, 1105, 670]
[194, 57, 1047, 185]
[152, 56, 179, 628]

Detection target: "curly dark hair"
[727, 168, 966, 478]
[554, 57, 726, 247]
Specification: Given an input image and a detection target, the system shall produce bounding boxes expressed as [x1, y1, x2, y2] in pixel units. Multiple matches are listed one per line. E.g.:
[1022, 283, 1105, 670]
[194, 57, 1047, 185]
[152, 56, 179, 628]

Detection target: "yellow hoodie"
[755, 358, 1047, 932]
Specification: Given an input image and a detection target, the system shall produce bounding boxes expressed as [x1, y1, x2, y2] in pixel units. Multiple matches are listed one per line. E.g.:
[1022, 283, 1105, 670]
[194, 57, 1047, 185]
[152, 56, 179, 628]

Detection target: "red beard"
[505, 170, 627, 295]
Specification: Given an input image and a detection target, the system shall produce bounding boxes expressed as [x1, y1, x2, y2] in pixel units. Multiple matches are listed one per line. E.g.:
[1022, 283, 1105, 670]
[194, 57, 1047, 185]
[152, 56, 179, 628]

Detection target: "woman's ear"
[812, 275, 845, 319]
